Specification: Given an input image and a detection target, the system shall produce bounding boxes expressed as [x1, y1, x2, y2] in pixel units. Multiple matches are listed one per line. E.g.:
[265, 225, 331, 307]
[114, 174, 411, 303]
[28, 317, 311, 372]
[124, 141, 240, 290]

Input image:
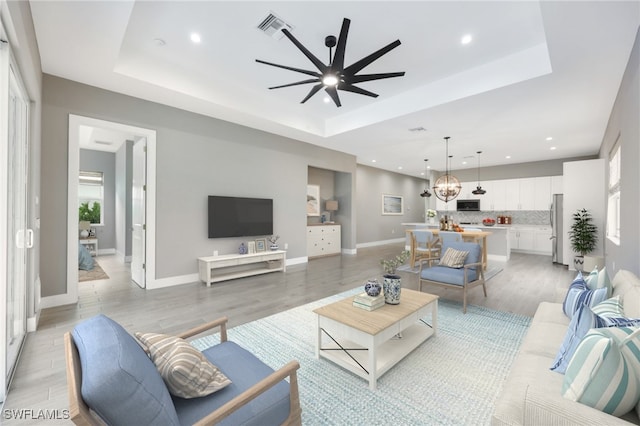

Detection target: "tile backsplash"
[435, 210, 551, 225]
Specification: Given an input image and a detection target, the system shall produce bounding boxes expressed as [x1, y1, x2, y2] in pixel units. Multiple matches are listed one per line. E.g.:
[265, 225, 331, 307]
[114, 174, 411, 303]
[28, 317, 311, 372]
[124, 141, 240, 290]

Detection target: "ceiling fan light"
[322, 74, 339, 86]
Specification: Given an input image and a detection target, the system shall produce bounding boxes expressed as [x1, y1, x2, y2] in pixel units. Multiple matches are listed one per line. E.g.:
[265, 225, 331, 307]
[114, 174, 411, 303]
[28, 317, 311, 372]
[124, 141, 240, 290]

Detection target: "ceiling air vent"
[257, 12, 292, 40]
[94, 140, 113, 146]
[409, 127, 427, 132]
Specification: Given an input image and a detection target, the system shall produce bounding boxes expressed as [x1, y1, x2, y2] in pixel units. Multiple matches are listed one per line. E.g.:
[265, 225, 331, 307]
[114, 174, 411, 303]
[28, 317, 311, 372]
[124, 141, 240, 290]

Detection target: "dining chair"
[410, 230, 440, 268]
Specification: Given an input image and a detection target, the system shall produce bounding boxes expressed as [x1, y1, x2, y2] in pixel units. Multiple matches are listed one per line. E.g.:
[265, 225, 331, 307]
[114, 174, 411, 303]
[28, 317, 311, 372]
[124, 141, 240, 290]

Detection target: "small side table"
[79, 238, 98, 256]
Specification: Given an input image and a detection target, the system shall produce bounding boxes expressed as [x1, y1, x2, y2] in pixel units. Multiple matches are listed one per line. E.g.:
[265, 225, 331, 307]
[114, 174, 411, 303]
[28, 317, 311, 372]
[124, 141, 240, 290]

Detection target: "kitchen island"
[403, 222, 511, 262]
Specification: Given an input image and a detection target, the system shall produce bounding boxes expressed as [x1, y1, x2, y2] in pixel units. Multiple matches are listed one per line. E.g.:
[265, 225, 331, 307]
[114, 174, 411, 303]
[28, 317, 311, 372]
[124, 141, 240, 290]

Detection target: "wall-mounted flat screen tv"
[208, 196, 273, 238]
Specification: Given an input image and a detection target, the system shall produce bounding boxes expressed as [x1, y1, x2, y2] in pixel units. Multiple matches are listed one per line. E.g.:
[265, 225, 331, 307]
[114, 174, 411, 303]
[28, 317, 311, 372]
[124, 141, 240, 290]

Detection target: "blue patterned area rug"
[191, 289, 530, 425]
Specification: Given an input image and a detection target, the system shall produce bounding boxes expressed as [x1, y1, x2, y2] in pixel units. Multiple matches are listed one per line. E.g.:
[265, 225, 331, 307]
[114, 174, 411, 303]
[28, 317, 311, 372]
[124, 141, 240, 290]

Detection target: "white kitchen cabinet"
[518, 178, 536, 210]
[490, 180, 507, 210]
[533, 226, 552, 255]
[307, 225, 341, 258]
[551, 175, 563, 195]
[505, 179, 520, 210]
[511, 226, 552, 255]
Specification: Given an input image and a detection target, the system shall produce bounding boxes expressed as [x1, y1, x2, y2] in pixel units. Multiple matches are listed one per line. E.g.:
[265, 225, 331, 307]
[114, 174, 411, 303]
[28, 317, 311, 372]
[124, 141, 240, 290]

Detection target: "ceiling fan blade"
[347, 72, 405, 84]
[332, 18, 350, 71]
[300, 83, 324, 103]
[338, 84, 378, 98]
[269, 79, 320, 89]
[343, 40, 402, 76]
[255, 59, 321, 78]
[281, 28, 328, 73]
[325, 86, 342, 107]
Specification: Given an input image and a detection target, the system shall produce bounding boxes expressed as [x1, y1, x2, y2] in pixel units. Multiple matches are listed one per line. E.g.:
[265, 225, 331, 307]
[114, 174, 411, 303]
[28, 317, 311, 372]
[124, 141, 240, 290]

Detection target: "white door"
[131, 138, 146, 288]
[3, 62, 30, 401]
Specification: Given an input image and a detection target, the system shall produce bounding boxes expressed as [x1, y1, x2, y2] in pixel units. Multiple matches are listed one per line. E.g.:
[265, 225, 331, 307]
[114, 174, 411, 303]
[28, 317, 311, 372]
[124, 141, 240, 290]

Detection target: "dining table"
[407, 229, 492, 271]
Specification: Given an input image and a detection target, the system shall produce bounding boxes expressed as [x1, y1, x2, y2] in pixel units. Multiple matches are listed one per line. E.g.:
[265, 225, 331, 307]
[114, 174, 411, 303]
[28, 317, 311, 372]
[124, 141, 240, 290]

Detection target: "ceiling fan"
[256, 18, 405, 107]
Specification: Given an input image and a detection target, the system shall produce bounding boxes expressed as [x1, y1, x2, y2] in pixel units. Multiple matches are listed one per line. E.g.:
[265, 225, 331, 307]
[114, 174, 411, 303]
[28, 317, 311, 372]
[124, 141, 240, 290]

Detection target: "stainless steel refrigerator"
[551, 194, 564, 264]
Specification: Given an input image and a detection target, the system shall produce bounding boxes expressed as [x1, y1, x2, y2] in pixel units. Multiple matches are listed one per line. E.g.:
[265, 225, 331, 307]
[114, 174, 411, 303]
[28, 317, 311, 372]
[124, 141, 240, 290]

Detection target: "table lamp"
[325, 200, 338, 223]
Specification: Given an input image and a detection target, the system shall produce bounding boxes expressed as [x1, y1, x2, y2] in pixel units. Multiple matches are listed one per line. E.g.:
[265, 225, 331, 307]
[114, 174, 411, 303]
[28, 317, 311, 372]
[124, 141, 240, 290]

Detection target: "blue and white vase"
[382, 274, 402, 304]
[364, 279, 381, 297]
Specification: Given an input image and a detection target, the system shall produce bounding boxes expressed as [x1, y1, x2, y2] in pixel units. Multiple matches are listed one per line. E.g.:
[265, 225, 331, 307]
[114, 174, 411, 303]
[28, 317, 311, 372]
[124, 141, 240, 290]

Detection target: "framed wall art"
[307, 185, 320, 216]
[382, 194, 404, 215]
[255, 238, 266, 252]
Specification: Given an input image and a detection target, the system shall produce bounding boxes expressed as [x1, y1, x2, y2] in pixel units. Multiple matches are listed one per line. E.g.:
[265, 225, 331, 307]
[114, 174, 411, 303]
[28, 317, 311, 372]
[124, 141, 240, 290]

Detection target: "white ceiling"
[29, 1, 639, 177]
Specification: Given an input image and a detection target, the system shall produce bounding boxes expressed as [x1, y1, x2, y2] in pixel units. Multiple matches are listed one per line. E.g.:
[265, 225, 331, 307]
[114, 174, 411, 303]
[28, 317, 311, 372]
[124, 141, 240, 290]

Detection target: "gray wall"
[438, 156, 596, 182]
[40, 75, 357, 297]
[356, 164, 425, 244]
[600, 27, 640, 277]
[79, 149, 115, 250]
[115, 140, 133, 261]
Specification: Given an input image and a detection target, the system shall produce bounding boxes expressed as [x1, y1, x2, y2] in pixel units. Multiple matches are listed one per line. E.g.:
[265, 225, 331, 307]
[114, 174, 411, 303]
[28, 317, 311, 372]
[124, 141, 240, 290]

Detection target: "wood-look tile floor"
[2, 243, 574, 424]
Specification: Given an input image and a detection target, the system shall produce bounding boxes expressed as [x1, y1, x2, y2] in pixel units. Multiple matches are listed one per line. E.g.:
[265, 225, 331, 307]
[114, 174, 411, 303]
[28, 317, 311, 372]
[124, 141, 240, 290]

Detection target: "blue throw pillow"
[562, 274, 606, 319]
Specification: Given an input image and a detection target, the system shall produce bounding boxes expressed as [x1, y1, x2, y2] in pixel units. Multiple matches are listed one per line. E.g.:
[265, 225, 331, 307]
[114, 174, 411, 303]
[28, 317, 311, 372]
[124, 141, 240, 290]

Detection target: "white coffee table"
[313, 289, 438, 390]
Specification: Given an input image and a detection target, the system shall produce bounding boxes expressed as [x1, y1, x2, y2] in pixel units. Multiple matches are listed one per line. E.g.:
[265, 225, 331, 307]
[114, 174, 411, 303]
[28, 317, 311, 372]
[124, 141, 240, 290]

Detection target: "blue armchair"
[418, 241, 486, 313]
[64, 314, 301, 425]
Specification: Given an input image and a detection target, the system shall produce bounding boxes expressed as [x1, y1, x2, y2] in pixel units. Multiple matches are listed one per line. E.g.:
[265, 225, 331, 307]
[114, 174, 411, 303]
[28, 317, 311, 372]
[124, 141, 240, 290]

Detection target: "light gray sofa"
[492, 269, 640, 425]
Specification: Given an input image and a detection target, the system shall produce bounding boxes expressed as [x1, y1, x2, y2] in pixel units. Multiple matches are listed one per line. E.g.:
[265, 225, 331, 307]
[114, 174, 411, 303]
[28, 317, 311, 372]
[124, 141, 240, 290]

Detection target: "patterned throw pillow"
[439, 248, 469, 269]
[585, 266, 613, 297]
[563, 327, 640, 416]
[135, 332, 231, 399]
[584, 267, 599, 290]
[562, 274, 607, 319]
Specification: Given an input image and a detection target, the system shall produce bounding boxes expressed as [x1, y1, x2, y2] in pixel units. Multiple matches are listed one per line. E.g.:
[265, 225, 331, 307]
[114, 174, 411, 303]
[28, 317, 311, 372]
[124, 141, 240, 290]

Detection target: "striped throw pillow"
[439, 248, 469, 269]
[563, 327, 640, 416]
[135, 332, 231, 399]
[562, 274, 607, 319]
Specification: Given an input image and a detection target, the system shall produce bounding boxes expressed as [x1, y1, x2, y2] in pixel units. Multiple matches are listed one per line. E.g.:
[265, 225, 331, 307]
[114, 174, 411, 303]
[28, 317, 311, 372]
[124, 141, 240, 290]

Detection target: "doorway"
[66, 115, 156, 304]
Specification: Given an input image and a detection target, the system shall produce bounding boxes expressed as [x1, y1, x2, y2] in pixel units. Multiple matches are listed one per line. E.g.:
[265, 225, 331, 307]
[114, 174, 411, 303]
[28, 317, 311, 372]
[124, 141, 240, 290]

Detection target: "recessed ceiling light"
[398, 166, 403, 170]
[461, 34, 473, 45]
[550, 146, 557, 150]
[505, 155, 511, 159]
[546, 136, 553, 141]
[371, 159, 377, 163]
[420, 172, 425, 176]
[427, 165, 431, 169]
[462, 161, 467, 165]
[323, 97, 331, 103]
[190, 33, 201, 43]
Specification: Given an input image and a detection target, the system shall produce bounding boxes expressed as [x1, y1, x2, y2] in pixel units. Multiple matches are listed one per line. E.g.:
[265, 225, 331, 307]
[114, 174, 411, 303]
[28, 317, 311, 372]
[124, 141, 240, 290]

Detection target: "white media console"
[197, 250, 286, 286]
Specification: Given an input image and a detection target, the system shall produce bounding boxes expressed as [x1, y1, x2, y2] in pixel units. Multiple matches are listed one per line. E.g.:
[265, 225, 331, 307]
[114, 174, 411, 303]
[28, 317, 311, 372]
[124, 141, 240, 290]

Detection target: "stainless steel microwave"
[457, 199, 480, 211]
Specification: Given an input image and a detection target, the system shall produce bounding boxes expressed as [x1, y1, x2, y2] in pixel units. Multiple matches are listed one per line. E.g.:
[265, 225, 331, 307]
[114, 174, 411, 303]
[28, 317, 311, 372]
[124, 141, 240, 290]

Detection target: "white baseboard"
[97, 248, 116, 256]
[342, 248, 357, 255]
[357, 238, 405, 248]
[488, 254, 509, 262]
[146, 273, 199, 290]
[286, 256, 307, 266]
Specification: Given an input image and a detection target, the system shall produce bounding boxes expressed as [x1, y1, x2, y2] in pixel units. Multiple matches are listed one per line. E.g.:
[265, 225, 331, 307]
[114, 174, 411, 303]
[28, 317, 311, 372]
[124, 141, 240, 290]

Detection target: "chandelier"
[420, 159, 431, 198]
[432, 136, 461, 202]
[472, 150, 487, 195]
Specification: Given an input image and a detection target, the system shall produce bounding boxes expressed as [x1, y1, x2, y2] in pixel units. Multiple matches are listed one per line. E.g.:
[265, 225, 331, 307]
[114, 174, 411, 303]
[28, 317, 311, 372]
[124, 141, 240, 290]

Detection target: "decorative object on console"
[472, 151, 487, 195]
[352, 292, 385, 311]
[247, 241, 256, 254]
[420, 159, 432, 198]
[255, 17, 404, 108]
[307, 185, 320, 217]
[79, 221, 91, 238]
[239, 243, 247, 255]
[364, 279, 382, 297]
[268, 235, 280, 251]
[427, 209, 437, 225]
[380, 250, 410, 304]
[325, 200, 338, 223]
[255, 238, 266, 252]
[433, 137, 461, 203]
[569, 208, 598, 272]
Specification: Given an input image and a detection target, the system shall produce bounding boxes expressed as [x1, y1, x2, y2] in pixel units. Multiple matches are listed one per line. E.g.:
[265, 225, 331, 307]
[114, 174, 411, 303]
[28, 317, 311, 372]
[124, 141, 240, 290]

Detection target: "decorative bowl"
[482, 221, 496, 227]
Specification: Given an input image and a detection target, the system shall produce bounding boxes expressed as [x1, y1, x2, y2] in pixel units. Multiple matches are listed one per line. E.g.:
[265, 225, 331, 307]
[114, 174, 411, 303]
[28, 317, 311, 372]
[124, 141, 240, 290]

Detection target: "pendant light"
[472, 150, 487, 195]
[432, 136, 461, 202]
[420, 159, 432, 198]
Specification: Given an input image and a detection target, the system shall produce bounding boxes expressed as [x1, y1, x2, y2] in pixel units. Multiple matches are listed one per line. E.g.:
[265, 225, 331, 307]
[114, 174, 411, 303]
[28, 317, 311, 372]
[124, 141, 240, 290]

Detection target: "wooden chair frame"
[418, 256, 486, 314]
[64, 316, 302, 426]
[409, 230, 441, 268]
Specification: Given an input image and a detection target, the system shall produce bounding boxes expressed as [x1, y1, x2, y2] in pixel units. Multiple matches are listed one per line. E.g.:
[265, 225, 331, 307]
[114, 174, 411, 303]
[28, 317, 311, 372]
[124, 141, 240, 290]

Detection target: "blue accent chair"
[64, 314, 301, 425]
[418, 241, 486, 313]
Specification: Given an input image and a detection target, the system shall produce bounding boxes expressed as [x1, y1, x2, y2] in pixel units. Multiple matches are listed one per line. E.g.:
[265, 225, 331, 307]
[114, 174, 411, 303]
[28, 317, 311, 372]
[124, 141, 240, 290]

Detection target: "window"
[607, 141, 620, 244]
[79, 171, 103, 225]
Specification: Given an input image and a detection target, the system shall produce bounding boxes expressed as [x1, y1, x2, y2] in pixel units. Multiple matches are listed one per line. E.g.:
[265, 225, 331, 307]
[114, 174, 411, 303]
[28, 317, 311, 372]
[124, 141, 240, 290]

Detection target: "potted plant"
[426, 209, 437, 225]
[268, 235, 280, 251]
[568, 208, 598, 271]
[380, 250, 410, 304]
